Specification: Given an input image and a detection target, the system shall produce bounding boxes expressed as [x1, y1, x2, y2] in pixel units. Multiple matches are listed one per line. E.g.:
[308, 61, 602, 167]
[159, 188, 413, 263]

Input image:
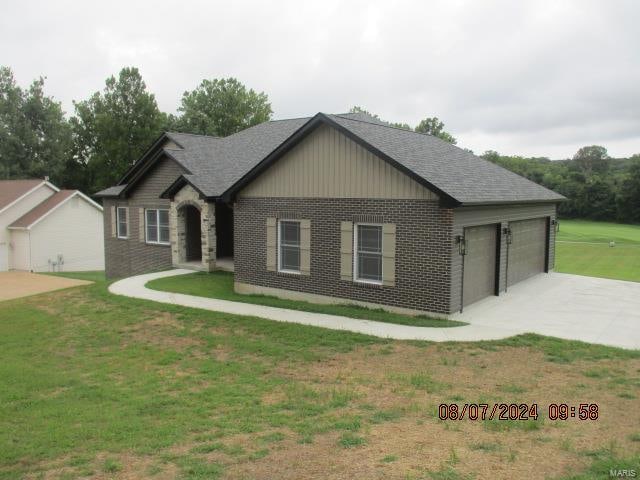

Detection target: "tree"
[70, 67, 167, 193]
[573, 145, 609, 178]
[617, 155, 640, 223]
[177, 78, 272, 137]
[414, 117, 457, 144]
[0, 66, 72, 182]
[348, 106, 380, 120]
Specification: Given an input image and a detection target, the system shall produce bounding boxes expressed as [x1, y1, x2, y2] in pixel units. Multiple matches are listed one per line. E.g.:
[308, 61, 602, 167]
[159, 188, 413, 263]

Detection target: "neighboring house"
[0, 179, 104, 272]
[96, 112, 565, 315]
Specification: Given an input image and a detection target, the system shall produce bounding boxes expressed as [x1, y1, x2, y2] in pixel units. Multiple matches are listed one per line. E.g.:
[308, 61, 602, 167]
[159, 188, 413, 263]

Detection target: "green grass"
[44, 270, 106, 283]
[0, 276, 382, 479]
[146, 270, 467, 328]
[1, 273, 638, 479]
[557, 219, 640, 244]
[555, 219, 640, 282]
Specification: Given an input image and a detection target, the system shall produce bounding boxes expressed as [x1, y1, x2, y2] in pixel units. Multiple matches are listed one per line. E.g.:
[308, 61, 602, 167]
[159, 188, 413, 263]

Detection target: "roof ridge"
[166, 131, 220, 139]
[332, 113, 446, 139]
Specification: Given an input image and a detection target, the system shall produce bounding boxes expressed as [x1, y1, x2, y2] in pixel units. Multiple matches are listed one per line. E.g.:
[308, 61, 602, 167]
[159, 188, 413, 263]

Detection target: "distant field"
[555, 219, 640, 282]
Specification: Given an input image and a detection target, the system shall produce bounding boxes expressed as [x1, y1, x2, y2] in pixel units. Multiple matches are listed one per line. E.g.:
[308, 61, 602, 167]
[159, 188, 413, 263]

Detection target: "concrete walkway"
[108, 269, 640, 349]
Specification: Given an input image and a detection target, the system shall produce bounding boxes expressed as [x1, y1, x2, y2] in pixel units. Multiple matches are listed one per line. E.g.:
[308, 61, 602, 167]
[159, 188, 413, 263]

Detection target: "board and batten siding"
[450, 203, 557, 313]
[239, 124, 437, 200]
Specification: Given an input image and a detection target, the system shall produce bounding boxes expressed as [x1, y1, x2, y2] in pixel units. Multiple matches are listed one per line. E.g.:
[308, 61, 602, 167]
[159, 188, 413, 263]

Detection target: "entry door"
[185, 208, 202, 261]
[463, 224, 498, 307]
[507, 218, 547, 287]
[0, 242, 7, 271]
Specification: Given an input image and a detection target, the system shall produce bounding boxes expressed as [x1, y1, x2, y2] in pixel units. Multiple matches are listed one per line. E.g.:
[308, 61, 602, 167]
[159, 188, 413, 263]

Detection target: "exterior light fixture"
[503, 227, 513, 245]
[456, 235, 467, 256]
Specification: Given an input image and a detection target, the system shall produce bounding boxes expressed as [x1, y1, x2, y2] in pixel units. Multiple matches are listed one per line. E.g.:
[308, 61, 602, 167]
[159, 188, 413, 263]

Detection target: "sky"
[1, 0, 639, 159]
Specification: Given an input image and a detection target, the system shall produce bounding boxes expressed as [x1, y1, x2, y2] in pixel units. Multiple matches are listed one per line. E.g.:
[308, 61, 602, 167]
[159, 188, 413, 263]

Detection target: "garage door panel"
[507, 218, 547, 287]
[463, 224, 497, 307]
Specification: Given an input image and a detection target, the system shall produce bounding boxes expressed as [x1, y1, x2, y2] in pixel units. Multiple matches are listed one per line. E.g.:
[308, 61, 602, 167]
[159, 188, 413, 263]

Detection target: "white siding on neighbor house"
[27, 195, 104, 272]
[9, 230, 31, 271]
[239, 124, 438, 200]
[0, 183, 56, 271]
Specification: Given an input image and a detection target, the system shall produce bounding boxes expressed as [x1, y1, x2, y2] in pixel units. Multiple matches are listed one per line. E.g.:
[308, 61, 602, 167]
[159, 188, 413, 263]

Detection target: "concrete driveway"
[111, 269, 639, 349]
[452, 272, 640, 349]
[0, 271, 92, 301]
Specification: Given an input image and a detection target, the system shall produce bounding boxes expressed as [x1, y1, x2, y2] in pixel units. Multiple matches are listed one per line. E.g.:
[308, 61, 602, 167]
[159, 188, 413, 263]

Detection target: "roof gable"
[8, 190, 102, 229]
[0, 179, 58, 213]
[238, 123, 438, 200]
[223, 113, 459, 205]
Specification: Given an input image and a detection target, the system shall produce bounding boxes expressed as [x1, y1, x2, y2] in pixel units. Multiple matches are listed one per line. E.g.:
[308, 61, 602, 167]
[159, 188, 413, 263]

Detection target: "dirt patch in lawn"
[123, 312, 203, 351]
[22, 451, 179, 480]
[233, 342, 640, 479]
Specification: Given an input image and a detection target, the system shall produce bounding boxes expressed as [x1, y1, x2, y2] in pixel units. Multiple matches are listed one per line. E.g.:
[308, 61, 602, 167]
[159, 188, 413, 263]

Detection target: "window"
[116, 207, 128, 239]
[278, 220, 301, 273]
[355, 224, 383, 284]
[146, 209, 170, 245]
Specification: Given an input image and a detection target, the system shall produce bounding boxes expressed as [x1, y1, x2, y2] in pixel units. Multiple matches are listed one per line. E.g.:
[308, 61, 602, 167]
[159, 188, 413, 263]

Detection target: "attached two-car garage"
[506, 218, 548, 287]
[457, 212, 552, 309]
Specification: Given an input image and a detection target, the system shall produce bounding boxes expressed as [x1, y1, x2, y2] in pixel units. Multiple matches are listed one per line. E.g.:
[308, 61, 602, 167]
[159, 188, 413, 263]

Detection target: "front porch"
[169, 184, 234, 273]
[173, 257, 234, 272]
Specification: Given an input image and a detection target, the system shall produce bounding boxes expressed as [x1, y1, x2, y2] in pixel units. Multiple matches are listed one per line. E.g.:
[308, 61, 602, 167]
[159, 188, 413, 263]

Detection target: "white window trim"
[116, 207, 128, 239]
[353, 222, 383, 285]
[277, 219, 301, 274]
[145, 208, 170, 246]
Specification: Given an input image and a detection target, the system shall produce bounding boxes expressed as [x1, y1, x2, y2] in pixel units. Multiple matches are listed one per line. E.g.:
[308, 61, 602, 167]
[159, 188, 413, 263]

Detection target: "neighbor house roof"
[96, 112, 565, 206]
[0, 179, 58, 213]
[8, 190, 103, 229]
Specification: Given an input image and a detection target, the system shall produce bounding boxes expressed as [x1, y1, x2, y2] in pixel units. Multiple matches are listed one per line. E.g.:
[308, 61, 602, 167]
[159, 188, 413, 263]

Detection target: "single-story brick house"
[96, 112, 565, 315]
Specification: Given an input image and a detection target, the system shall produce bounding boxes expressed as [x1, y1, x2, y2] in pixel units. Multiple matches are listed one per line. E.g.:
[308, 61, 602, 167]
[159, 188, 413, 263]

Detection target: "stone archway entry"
[170, 185, 217, 271]
[184, 205, 202, 261]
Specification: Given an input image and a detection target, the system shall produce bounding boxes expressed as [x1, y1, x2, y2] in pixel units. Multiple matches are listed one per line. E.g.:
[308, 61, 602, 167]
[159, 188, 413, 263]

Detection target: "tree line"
[1, 66, 639, 223]
[481, 148, 640, 224]
[0, 66, 272, 193]
[351, 109, 640, 224]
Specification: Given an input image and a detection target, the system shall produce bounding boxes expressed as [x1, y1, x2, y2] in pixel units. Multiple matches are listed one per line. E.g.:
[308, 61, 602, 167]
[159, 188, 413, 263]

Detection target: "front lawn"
[146, 271, 466, 328]
[555, 219, 640, 282]
[0, 276, 639, 479]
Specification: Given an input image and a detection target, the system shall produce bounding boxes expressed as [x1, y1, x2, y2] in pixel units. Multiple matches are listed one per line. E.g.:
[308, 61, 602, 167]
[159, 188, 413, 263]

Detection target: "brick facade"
[234, 197, 455, 314]
[103, 156, 185, 279]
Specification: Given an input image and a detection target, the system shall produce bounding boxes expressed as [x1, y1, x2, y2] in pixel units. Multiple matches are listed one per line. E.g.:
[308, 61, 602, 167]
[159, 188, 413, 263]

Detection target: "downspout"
[503, 226, 512, 292]
[456, 234, 466, 313]
[28, 230, 32, 272]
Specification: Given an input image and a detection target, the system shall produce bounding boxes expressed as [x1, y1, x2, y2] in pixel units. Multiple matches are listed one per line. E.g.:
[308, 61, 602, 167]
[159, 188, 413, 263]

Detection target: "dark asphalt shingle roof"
[164, 118, 308, 197]
[100, 112, 564, 205]
[95, 185, 127, 197]
[327, 115, 565, 204]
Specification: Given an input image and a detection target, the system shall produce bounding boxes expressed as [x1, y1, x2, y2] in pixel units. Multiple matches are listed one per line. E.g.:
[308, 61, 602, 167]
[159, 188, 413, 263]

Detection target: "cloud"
[1, 0, 638, 158]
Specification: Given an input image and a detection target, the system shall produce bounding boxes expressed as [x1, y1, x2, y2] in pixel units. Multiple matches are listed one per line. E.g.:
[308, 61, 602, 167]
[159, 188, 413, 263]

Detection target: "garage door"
[463, 224, 498, 307]
[507, 218, 547, 287]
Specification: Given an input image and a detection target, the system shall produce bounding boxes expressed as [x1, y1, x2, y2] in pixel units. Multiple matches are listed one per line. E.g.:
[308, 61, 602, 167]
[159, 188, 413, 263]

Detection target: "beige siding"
[239, 124, 438, 200]
[9, 230, 31, 270]
[0, 183, 56, 271]
[29, 195, 105, 272]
